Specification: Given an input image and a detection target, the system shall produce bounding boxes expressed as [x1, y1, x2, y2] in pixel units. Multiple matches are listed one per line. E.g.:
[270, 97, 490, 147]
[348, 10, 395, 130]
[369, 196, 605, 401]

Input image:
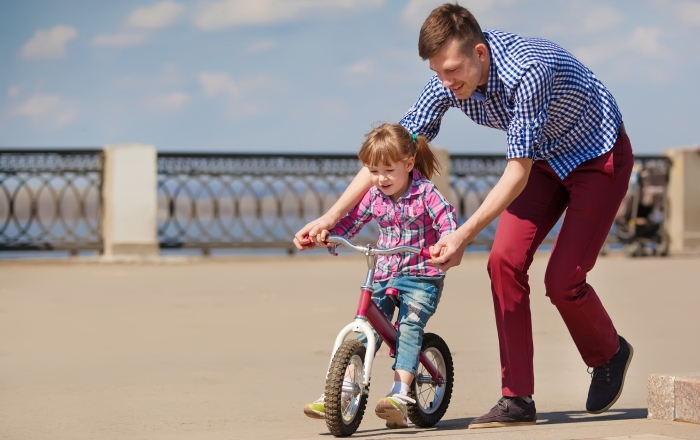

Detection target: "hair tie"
[411, 133, 417, 142]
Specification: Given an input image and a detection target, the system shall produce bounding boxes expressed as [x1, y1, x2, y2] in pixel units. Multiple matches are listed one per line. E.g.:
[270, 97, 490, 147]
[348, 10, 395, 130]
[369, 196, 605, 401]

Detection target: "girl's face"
[367, 157, 415, 202]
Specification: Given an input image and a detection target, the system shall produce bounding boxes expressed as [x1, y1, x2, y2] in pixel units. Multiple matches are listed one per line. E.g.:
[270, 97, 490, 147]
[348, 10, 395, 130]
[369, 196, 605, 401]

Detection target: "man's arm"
[429, 158, 532, 269]
[293, 167, 372, 250]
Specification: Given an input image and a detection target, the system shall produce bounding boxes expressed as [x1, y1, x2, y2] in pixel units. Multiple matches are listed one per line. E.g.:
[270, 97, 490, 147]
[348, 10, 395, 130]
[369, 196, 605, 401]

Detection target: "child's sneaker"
[303, 394, 326, 419]
[303, 393, 352, 419]
[374, 393, 416, 429]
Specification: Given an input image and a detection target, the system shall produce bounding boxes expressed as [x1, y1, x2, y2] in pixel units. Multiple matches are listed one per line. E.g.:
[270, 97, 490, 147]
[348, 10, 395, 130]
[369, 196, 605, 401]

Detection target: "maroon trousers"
[488, 128, 634, 397]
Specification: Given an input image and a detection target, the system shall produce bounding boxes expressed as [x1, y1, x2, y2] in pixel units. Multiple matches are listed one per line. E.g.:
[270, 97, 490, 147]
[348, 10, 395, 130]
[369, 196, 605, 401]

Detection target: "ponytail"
[413, 134, 441, 180]
[358, 123, 442, 181]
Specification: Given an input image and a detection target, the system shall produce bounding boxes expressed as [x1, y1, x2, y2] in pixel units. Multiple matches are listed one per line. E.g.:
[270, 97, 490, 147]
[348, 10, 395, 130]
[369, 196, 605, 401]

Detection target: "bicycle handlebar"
[326, 235, 432, 259]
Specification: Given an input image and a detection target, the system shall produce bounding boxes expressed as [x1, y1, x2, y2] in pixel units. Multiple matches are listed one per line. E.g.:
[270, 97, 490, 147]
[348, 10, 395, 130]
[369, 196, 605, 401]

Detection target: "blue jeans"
[358, 275, 444, 375]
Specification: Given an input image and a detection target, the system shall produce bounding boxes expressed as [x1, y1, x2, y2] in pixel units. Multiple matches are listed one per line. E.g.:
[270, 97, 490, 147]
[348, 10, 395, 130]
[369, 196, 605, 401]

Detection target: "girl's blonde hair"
[357, 123, 441, 180]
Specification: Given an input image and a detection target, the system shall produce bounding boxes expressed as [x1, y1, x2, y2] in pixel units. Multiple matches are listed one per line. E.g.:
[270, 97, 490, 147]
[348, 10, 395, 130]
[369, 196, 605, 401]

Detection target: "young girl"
[303, 123, 457, 429]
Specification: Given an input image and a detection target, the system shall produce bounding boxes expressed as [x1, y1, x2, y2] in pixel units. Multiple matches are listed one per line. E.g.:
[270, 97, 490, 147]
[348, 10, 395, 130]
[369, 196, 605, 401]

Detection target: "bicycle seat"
[386, 287, 399, 296]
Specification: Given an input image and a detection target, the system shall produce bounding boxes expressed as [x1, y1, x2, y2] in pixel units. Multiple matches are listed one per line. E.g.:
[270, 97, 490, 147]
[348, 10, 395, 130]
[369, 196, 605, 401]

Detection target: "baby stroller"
[614, 159, 671, 257]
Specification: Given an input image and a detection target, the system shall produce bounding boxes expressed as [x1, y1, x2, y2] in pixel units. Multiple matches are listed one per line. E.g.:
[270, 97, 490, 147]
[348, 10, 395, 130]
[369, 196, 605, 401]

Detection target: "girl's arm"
[322, 189, 375, 243]
[293, 167, 372, 249]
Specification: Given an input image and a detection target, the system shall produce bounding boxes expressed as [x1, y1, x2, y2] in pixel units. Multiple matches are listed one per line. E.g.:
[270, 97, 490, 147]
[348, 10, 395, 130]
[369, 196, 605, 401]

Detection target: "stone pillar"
[101, 144, 159, 258]
[432, 148, 455, 206]
[665, 146, 700, 254]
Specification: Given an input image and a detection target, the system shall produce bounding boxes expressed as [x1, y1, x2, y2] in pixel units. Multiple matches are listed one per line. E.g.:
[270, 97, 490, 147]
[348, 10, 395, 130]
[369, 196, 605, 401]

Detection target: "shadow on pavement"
[318, 409, 647, 437]
[433, 407, 647, 431]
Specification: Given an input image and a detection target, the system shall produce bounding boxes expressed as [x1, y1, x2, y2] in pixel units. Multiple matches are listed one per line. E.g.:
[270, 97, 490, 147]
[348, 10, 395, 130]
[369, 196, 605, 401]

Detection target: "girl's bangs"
[359, 142, 404, 167]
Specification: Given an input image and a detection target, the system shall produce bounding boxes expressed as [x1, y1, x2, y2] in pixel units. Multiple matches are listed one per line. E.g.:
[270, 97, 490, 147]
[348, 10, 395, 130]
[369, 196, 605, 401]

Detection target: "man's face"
[429, 37, 489, 100]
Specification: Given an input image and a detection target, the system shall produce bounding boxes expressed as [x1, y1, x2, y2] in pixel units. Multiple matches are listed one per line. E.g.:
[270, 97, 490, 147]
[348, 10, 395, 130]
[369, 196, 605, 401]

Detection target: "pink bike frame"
[320, 234, 445, 386]
[360, 288, 445, 385]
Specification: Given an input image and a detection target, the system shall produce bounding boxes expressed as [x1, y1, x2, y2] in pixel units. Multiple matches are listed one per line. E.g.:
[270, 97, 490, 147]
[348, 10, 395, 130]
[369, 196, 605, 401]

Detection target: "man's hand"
[293, 215, 336, 251]
[428, 230, 470, 270]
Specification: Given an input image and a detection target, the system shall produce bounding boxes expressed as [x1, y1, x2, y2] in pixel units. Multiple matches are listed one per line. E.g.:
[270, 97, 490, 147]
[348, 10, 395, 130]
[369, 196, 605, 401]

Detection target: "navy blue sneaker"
[586, 335, 634, 414]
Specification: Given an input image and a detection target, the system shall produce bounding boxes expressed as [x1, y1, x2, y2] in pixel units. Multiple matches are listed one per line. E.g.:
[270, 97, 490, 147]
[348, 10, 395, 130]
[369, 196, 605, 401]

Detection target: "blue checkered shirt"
[400, 30, 623, 179]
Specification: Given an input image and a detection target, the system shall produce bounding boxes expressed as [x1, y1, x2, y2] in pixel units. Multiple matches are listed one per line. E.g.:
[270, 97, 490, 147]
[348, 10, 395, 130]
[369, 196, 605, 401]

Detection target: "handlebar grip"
[420, 248, 431, 259]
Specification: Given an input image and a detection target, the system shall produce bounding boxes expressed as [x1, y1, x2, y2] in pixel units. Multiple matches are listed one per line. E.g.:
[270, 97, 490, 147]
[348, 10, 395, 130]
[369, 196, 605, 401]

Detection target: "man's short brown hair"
[418, 2, 486, 60]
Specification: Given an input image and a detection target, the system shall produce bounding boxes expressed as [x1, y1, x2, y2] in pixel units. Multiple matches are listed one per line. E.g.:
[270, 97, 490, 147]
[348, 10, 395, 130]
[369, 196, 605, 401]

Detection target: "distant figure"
[295, 3, 634, 428]
[302, 123, 457, 429]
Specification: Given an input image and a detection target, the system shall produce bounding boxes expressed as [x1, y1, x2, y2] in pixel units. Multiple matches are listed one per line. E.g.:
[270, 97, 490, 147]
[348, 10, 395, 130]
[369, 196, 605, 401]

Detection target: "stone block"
[675, 374, 700, 424]
[648, 373, 700, 424]
[648, 374, 675, 421]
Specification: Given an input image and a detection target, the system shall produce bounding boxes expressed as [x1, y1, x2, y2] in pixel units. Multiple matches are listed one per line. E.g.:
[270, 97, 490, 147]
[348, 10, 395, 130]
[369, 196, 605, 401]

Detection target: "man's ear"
[475, 43, 488, 61]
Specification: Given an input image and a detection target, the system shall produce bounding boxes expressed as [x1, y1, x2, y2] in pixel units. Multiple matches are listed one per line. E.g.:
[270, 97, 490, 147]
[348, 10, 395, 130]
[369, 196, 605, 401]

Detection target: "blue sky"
[1, 0, 699, 154]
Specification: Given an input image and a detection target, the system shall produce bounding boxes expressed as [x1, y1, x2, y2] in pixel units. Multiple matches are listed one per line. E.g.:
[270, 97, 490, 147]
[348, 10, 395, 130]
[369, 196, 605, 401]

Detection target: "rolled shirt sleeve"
[425, 185, 458, 239]
[506, 63, 554, 160]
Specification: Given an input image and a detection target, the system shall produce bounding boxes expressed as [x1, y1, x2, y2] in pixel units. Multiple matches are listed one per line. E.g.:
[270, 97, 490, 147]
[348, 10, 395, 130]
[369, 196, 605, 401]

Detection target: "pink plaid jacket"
[331, 169, 457, 281]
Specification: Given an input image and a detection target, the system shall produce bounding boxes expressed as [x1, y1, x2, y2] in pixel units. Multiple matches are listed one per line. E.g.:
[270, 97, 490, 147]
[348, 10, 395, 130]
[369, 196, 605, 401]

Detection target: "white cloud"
[8, 86, 20, 99]
[401, 0, 503, 26]
[126, 1, 185, 29]
[147, 92, 189, 111]
[116, 64, 184, 89]
[14, 93, 77, 127]
[582, 5, 622, 32]
[574, 26, 664, 67]
[197, 72, 273, 118]
[572, 43, 617, 66]
[678, 1, 700, 25]
[194, 0, 384, 30]
[198, 72, 240, 97]
[92, 33, 148, 48]
[19, 25, 78, 60]
[246, 39, 278, 54]
[345, 59, 375, 75]
[626, 26, 663, 56]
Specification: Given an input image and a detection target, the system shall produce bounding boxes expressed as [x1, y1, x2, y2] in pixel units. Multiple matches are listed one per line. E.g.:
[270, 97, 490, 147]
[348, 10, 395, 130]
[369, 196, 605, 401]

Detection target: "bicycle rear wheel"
[407, 332, 453, 427]
[325, 339, 369, 437]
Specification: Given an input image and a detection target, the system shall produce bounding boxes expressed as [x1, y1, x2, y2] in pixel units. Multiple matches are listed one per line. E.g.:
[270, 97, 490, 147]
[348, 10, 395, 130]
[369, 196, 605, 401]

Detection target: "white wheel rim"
[342, 354, 364, 423]
[413, 347, 446, 415]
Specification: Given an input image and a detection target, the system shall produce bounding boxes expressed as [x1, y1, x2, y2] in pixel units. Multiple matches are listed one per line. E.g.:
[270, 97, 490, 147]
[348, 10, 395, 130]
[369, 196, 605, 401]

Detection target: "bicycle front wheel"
[325, 339, 368, 437]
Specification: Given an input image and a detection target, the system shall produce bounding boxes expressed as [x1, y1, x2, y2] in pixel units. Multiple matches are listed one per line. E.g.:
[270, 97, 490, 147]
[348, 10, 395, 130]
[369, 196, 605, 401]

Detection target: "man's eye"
[386, 169, 394, 172]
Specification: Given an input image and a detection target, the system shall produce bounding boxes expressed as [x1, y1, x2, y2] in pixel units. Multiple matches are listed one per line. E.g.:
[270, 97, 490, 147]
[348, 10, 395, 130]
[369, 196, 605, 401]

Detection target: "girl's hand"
[312, 230, 331, 246]
[428, 231, 470, 270]
[293, 215, 336, 250]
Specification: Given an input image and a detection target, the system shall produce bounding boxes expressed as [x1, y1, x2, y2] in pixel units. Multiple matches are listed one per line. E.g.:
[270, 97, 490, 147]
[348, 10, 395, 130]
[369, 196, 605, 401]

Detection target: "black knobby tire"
[325, 340, 368, 437]
[407, 332, 454, 427]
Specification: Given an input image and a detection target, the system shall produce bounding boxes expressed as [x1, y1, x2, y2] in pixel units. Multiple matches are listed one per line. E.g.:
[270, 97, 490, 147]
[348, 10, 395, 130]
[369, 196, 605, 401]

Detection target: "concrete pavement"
[1, 251, 699, 439]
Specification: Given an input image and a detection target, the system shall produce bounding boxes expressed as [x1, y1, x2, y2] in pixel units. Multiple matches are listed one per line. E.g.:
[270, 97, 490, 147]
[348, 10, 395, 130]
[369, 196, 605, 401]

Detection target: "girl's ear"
[405, 157, 415, 172]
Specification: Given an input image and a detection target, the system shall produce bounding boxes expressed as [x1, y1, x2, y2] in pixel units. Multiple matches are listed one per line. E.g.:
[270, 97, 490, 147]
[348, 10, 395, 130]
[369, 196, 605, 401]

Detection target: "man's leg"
[468, 163, 569, 429]
[488, 165, 569, 397]
[543, 132, 634, 412]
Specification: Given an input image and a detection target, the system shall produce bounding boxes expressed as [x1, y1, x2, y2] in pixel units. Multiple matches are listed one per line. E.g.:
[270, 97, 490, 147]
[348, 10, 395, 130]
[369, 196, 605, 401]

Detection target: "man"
[294, 3, 633, 429]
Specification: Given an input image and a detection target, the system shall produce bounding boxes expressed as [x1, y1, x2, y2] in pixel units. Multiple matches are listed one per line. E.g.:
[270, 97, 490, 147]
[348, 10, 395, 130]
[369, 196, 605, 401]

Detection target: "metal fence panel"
[0, 150, 103, 251]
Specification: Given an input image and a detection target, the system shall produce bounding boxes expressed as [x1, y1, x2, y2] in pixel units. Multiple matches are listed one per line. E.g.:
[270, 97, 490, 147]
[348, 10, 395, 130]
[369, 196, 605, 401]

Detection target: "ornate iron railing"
[157, 153, 672, 252]
[0, 149, 103, 251]
[156, 153, 511, 251]
[157, 153, 377, 251]
[0, 150, 669, 253]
